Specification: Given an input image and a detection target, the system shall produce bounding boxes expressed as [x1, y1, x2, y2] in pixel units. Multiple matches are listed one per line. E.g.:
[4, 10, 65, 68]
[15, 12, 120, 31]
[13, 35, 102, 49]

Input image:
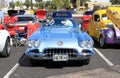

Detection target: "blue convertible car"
[25, 11, 95, 65]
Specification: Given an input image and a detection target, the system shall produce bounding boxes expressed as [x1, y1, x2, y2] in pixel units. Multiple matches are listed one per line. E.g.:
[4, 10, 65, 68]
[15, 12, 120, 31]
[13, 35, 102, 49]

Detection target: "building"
[85, 2, 112, 10]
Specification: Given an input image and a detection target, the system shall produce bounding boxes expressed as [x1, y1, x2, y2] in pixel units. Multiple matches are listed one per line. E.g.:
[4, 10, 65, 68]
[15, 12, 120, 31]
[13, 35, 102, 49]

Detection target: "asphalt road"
[0, 16, 120, 78]
[0, 43, 120, 78]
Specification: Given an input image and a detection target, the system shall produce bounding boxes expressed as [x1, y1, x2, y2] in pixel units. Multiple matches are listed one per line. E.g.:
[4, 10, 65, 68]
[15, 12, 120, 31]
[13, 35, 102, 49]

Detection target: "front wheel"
[1, 38, 11, 57]
[99, 36, 106, 48]
[30, 58, 39, 66]
[82, 59, 90, 65]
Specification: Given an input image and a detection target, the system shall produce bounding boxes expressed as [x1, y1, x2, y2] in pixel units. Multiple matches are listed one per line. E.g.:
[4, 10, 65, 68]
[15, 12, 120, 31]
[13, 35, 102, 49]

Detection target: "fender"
[0, 30, 11, 52]
[100, 28, 115, 43]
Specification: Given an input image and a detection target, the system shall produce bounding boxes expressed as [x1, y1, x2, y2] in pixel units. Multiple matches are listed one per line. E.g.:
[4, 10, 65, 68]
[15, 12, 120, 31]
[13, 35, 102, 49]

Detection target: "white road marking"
[3, 54, 27, 78]
[94, 48, 114, 67]
[3, 63, 19, 78]
[3, 48, 114, 78]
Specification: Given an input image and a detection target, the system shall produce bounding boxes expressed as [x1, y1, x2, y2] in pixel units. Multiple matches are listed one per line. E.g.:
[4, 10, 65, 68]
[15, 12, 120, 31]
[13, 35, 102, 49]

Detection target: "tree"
[70, 0, 76, 8]
[9, 1, 15, 9]
[81, 0, 90, 6]
[51, 0, 69, 10]
[110, 0, 120, 4]
[35, 0, 43, 2]
[70, 0, 90, 8]
[15, 0, 23, 8]
[35, 2, 44, 9]
[63, 0, 70, 9]
[24, 0, 31, 8]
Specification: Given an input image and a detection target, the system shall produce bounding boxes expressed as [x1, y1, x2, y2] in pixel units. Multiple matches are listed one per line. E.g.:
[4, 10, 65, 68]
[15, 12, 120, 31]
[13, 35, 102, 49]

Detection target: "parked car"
[81, 10, 94, 31]
[25, 11, 95, 65]
[7, 14, 40, 37]
[0, 24, 12, 57]
[34, 10, 48, 22]
[9, 14, 40, 46]
[87, 8, 120, 48]
[4, 10, 25, 36]
[83, 10, 95, 16]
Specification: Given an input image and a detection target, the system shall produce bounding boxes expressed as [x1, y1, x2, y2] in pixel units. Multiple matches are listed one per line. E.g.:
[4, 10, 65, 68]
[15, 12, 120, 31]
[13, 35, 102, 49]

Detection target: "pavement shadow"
[93, 40, 120, 49]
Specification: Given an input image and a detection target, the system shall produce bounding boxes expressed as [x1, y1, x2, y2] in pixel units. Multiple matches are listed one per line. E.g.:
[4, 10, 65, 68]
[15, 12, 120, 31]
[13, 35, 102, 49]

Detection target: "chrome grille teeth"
[44, 48, 78, 58]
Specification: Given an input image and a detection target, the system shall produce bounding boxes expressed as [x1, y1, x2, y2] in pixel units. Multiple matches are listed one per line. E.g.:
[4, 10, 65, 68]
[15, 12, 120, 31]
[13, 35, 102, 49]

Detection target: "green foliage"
[81, 0, 90, 6]
[15, 0, 23, 7]
[24, 0, 31, 8]
[51, 0, 69, 10]
[35, 0, 43, 2]
[110, 0, 120, 4]
[71, 0, 90, 8]
[9, 1, 15, 9]
[34, 0, 91, 10]
[35, 2, 44, 9]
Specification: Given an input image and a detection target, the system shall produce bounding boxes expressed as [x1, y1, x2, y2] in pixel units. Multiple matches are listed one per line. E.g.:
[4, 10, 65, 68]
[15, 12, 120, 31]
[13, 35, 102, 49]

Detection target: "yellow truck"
[87, 6, 120, 48]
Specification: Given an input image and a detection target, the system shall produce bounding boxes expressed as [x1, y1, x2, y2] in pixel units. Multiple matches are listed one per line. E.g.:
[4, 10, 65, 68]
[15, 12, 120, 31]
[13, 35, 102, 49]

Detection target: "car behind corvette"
[25, 11, 95, 65]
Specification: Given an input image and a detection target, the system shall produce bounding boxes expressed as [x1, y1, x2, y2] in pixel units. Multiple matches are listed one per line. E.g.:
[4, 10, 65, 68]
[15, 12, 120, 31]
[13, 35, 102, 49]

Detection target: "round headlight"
[27, 41, 34, 48]
[27, 40, 40, 48]
[86, 41, 94, 48]
[34, 40, 40, 48]
[80, 41, 87, 48]
[80, 41, 94, 48]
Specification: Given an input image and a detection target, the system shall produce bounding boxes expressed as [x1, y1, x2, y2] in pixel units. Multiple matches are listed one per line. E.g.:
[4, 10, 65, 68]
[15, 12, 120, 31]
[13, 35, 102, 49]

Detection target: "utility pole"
[30, 0, 33, 9]
[76, 0, 80, 11]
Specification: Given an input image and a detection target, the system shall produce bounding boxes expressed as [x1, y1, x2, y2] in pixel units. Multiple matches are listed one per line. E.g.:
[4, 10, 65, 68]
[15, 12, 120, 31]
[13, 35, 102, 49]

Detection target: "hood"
[41, 28, 91, 41]
[28, 28, 93, 48]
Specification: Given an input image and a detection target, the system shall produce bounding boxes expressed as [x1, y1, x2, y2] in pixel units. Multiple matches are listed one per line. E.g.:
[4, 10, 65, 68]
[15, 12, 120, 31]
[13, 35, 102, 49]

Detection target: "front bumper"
[25, 49, 94, 61]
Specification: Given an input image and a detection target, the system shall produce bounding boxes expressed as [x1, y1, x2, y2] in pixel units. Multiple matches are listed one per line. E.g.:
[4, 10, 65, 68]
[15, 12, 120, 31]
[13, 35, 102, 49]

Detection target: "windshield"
[84, 11, 94, 15]
[102, 14, 108, 20]
[17, 17, 34, 22]
[42, 18, 77, 28]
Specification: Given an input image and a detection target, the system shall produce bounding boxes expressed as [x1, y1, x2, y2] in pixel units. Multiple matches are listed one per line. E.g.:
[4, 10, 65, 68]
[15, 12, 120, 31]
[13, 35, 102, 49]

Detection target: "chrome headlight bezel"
[80, 40, 94, 48]
[86, 41, 94, 48]
[27, 40, 40, 48]
[80, 41, 87, 48]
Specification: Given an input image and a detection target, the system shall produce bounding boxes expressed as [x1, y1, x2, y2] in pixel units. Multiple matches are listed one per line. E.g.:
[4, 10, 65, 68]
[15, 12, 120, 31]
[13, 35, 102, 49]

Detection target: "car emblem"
[57, 41, 63, 46]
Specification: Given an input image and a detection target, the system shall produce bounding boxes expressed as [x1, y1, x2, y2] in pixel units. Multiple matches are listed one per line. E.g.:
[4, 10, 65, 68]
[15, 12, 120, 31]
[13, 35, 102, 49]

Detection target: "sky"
[6, 0, 110, 3]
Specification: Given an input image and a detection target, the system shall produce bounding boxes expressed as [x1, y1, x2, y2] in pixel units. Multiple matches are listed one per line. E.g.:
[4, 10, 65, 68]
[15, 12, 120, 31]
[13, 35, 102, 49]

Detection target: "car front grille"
[43, 48, 78, 58]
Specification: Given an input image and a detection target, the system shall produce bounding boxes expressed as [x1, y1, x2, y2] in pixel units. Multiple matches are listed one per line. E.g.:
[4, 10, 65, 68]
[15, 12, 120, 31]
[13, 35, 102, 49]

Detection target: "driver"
[62, 19, 73, 28]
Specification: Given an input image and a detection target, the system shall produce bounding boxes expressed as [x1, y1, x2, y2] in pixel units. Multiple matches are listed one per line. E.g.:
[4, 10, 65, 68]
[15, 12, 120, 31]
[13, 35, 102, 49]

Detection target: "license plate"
[53, 55, 68, 61]
[19, 27, 25, 30]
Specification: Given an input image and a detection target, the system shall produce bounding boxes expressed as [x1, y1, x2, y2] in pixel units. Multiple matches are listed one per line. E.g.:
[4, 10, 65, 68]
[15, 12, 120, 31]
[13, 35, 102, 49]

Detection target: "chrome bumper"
[25, 51, 94, 61]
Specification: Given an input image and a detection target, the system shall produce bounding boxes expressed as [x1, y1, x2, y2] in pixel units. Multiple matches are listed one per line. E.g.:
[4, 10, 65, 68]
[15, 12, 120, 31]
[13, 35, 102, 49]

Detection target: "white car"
[0, 25, 12, 57]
